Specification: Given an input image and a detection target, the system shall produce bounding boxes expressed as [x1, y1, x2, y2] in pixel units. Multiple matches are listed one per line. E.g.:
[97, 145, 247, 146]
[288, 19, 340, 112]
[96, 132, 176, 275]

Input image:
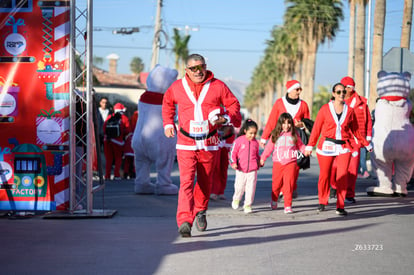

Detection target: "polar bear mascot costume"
[132, 65, 178, 195]
[367, 71, 414, 197]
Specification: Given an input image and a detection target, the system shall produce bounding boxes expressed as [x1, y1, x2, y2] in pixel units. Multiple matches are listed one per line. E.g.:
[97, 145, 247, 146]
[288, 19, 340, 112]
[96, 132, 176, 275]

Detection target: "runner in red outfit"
[162, 54, 241, 237]
[305, 83, 372, 216]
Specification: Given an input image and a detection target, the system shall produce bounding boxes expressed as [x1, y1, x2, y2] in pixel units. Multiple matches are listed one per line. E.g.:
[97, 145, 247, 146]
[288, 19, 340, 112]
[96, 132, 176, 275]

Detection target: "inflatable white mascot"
[132, 65, 179, 195]
[367, 71, 414, 197]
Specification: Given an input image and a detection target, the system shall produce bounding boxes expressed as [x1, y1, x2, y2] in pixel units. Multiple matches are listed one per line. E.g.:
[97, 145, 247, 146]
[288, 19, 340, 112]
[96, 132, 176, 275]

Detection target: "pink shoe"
[358, 171, 370, 179]
[284, 206, 293, 214]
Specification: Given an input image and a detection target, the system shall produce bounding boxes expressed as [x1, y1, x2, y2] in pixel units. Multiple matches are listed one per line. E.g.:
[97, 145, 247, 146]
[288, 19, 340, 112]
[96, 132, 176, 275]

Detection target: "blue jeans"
[359, 147, 368, 174]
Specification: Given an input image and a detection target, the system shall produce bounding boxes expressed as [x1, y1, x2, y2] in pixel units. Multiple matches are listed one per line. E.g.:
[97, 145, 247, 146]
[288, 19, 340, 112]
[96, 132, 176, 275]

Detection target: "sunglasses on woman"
[335, 90, 346, 95]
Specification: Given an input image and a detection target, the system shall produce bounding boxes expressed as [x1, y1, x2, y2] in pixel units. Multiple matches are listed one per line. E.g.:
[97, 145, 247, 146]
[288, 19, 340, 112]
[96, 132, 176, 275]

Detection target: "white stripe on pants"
[232, 170, 257, 207]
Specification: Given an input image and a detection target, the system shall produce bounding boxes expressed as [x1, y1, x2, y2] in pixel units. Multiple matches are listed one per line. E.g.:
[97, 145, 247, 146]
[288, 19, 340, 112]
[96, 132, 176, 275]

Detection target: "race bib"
[322, 140, 336, 153]
[189, 120, 209, 137]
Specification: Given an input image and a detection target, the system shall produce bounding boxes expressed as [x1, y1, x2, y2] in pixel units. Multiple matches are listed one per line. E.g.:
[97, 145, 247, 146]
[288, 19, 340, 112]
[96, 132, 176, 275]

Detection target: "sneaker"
[270, 201, 278, 210]
[357, 171, 370, 179]
[210, 193, 218, 201]
[231, 200, 240, 210]
[345, 197, 356, 204]
[244, 205, 252, 214]
[292, 190, 298, 199]
[284, 206, 293, 214]
[218, 194, 227, 200]
[195, 211, 207, 232]
[336, 208, 348, 216]
[178, 222, 192, 237]
[317, 204, 325, 212]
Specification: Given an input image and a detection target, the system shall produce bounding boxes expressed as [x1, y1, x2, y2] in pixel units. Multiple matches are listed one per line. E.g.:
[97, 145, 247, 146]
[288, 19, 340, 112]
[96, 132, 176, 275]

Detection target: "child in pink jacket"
[260, 113, 306, 214]
[230, 119, 260, 214]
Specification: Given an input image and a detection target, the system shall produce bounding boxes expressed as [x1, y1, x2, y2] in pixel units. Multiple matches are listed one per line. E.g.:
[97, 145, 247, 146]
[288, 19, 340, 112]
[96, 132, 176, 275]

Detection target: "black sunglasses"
[335, 90, 346, 95]
[187, 64, 206, 72]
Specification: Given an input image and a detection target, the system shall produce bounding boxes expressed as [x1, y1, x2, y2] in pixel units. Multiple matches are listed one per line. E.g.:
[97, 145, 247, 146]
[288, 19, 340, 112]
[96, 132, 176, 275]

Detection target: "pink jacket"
[230, 135, 260, 173]
[261, 131, 306, 165]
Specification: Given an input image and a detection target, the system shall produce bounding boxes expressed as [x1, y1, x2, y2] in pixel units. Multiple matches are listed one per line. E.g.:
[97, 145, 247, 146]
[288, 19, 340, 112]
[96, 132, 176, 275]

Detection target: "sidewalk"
[1, 157, 413, 275]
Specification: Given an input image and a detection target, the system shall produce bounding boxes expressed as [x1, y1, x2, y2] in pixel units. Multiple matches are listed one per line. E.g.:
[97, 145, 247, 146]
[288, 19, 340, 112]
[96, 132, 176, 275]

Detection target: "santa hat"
[114, 103, 126, 113]
[341, 76, 355, 90]
[286, 80, 301, 93]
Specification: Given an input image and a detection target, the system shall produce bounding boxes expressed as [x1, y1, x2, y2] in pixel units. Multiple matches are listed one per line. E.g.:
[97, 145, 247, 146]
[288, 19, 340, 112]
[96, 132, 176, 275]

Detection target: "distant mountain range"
[222, 77, 248, 106]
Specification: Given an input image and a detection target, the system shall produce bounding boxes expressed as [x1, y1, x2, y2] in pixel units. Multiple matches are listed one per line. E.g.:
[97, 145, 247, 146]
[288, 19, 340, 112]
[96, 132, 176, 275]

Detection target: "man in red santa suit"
[162, 53, 241, 237]
[260, 80, 310, 197]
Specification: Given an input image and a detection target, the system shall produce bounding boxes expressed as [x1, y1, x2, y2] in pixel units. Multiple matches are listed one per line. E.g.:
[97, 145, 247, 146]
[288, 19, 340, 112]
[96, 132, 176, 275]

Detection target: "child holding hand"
[260, 113, 307, 214]
[230, 119, 261, 214]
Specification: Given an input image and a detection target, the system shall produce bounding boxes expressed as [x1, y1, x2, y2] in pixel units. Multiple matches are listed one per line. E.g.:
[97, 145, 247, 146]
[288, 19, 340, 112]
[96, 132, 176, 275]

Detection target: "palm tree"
[368, 0, 386, 109]
[354, 0, 368, 95]
[284, 0, 343, 115]
[401, 0, 413, 48]
[129, 57, 144, 75]
[172, 28, 191, 78]
[347, 0, 356, 77]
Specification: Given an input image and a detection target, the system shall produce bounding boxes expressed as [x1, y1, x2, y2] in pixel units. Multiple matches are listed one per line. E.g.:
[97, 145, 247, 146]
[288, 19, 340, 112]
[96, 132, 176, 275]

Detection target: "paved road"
[1, 156, 413, 275]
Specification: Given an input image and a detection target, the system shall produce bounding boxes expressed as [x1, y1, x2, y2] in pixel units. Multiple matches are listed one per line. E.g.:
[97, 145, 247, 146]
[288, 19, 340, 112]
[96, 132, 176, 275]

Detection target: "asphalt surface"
[1, 155, 413, 275]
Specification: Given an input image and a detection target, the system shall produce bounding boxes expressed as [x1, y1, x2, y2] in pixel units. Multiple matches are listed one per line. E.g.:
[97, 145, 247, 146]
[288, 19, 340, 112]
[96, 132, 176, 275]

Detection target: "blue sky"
[91, 0, 412, 90]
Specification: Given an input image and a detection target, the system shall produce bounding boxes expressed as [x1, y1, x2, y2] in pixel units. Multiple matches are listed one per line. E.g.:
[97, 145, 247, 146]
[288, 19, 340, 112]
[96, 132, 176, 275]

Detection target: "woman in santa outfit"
[260, 80, 310, 197]
[304, 83, 372, 216]
[162, 54, 241, 237]
[330, 77, 373, 202]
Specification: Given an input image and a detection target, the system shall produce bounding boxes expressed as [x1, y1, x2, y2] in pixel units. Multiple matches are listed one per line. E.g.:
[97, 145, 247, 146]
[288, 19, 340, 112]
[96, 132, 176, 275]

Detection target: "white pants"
[232, 170, 258, 207]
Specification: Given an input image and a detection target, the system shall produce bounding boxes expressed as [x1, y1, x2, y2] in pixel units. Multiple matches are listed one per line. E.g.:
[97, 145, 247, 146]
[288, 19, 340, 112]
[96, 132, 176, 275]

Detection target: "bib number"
[189, 120, 209, 137]
[322, 140, 336, 153]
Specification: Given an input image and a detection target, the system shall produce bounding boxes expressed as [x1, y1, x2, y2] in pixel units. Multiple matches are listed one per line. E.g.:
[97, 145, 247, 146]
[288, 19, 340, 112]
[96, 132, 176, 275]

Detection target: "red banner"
[0, 0, 71, 211]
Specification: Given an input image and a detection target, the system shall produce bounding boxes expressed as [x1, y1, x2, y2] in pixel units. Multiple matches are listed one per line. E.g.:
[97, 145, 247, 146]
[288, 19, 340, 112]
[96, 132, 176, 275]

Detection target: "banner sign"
[0, 0, 71, 211]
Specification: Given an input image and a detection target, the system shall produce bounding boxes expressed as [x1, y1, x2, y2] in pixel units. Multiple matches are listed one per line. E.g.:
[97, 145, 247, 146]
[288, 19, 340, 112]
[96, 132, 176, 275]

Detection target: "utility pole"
[365, 0, 372, 99]
[150, 0, 162, 69]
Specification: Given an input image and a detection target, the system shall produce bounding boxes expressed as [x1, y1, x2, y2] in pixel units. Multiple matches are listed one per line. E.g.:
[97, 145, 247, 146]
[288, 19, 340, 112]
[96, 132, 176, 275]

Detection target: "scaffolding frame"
[64, 0, 115, 217]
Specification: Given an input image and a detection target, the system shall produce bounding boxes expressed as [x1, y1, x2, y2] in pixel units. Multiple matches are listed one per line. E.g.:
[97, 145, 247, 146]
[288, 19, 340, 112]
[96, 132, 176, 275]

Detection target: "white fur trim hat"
[341, 76, 355, 90]
[286, 80, 301, 93]
[114, 103, 126, 113]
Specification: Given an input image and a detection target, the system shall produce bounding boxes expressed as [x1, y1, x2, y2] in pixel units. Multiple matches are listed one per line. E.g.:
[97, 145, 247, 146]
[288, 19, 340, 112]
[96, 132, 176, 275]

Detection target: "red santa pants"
[330, 149, 360, 199]
[104, 141, 123, 178]
[317, 152, 351, 209]
[271, 161, 298, 207]
[176, 149, 218, 227]
[211, 147, 230, 196]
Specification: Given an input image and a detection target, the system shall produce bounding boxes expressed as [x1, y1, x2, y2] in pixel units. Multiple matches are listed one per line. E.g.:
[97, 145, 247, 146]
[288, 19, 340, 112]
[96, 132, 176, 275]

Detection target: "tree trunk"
[401, 0, 413, 48]
[355, 1, 366, 96]
[348, 0, 356, 77]
[303, 37, 317, 118]
[369, 0, 385, 110]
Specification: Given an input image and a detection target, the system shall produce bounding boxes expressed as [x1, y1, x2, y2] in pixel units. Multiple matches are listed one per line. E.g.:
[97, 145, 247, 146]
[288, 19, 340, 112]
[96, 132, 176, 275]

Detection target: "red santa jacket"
[162, 71, 241, 151]
[345, 92, 373, 141]
[261, 97, 310, 143]
[306, 101, 371, 156]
